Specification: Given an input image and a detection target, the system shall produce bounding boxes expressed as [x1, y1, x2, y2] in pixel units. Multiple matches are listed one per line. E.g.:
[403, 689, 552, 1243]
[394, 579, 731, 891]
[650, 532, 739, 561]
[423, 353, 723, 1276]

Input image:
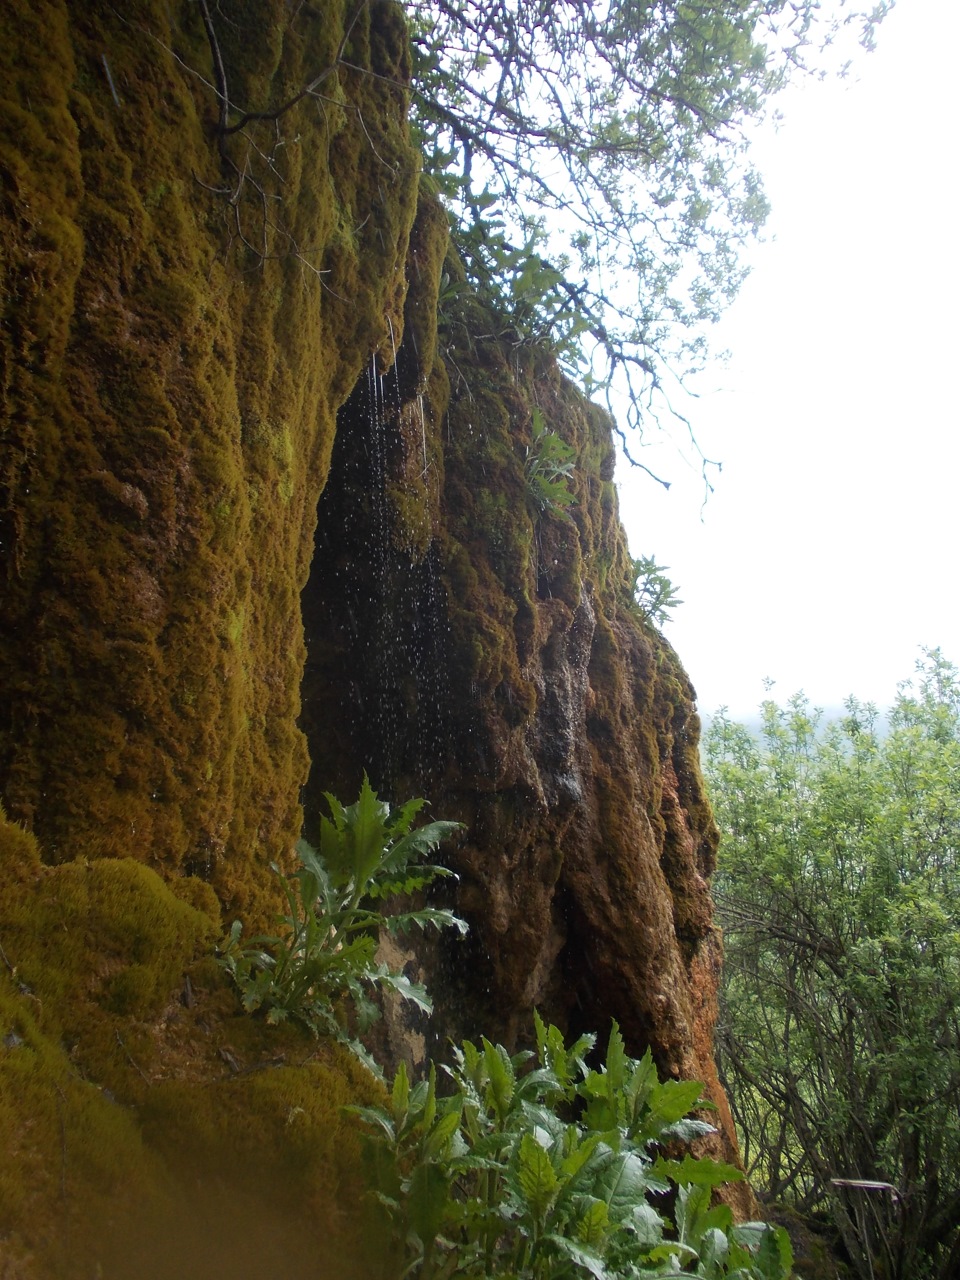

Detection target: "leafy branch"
[406, 0, 891, 474]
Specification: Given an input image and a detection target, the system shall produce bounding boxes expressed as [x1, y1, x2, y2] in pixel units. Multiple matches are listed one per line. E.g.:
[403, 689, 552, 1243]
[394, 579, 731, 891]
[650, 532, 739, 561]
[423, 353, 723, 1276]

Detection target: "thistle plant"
[217, 775, 466, 1066]
[525, 407, 576, 515]
[350, 1015, 794, 1279]
[631, 555, 683, 627]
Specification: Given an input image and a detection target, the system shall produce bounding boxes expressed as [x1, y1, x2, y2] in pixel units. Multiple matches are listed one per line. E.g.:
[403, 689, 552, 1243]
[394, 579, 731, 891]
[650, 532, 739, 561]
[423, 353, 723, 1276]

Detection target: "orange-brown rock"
[301, 224, 755, 1209]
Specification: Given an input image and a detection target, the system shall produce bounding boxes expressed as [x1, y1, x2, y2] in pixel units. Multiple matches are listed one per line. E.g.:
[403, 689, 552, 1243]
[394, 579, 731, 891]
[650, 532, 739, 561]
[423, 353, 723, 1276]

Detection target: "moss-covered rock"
[299, 230, 750, 1208]
[0, 806, 385, 1277]
[0, 0, 420, 925]
[1, 0, 755, 1253]
[0, 3, 416, 1271]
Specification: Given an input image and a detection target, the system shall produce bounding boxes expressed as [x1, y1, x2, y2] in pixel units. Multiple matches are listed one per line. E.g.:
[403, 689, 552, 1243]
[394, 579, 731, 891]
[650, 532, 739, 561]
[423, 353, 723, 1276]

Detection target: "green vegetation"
[352, 1013, 792, 1279]
[408, 0, 891, 458]
[2, 5, 747, 1276]
[0, 806, 389, 1276]
[630, 556, 683, 628]
[704, 651, 960, 1280]
[214, 782, 792, 1278]
[218, 776, 466, 1067]
[525, 408, 577, 515]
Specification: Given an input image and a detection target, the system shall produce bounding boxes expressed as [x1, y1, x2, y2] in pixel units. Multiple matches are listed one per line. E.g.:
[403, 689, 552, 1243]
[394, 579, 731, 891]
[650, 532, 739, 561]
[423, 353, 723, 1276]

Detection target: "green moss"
[141, 1052, 381, 1209]
[0, 993, 168, 1276]
[0, 809, 388, 1277]
[0, 853, 215, 1080]
[0, 0, 420, 927]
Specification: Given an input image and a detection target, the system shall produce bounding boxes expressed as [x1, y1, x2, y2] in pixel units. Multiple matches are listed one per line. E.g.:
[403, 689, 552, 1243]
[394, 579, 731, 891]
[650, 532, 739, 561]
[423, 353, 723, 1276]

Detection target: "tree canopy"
[406, 0, 891, 479]
[704, 651, 960, 1280]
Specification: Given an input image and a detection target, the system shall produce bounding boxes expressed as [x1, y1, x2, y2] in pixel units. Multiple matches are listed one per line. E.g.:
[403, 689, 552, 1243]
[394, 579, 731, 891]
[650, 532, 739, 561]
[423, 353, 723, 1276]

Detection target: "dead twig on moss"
[115, 1029, 150, 1084]
[192, 0, 386, 275]
[113, 1, 383, 281]
[198, 0, 366, 138]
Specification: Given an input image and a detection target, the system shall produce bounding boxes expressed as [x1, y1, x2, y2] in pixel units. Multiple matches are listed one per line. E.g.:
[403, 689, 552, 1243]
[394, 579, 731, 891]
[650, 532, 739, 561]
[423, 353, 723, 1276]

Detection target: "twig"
[217, 2, 368, 136]
[115, 1029, 150, 1084]
[53, 1082, 68, 1204]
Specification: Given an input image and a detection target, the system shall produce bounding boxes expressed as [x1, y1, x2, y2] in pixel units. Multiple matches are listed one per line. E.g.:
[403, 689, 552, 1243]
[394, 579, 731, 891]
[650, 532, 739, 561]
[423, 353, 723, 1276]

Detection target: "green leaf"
[516, 1131, 559, 1220]
[731, 1223, 793, 1280]
[345, 1104, 396, 1143]
[646, 1241, 700, 1265]
[630, 1200, 664, 1249]
[540, 1234, 609, 1279]
[408, 1160, 450, 1247]
[392, 1060, 410, 1120]
[593, 1151, 652, 1221]
[424, 1108, 462, 1160]
[654, 1153, 743, 1189]
[645, 1077, 705, 1127]
[698, 1226, 730, 1278]
[482, 1038, 516, 1124]
[376, 969, 433, 1014]
[604, 1020, 628, 1097]
[384, 906, 469, 937]
[576, 1199, 610, 1246]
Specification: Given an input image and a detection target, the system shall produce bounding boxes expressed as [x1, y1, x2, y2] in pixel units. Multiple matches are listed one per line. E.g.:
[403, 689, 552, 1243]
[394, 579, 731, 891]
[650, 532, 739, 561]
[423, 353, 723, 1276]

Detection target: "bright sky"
[616, 0, 960, 719]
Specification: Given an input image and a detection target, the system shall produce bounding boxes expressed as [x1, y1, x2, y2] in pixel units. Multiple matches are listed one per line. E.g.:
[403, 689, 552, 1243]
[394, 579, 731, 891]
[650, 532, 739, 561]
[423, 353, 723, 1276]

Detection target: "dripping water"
[365, 352, 450, 795]
[301, 350, 451, 819]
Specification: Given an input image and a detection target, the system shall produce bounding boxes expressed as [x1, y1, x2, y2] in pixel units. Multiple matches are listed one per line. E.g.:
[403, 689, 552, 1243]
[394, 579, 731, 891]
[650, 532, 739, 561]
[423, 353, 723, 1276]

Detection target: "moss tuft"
[0, 809, 388, 1277]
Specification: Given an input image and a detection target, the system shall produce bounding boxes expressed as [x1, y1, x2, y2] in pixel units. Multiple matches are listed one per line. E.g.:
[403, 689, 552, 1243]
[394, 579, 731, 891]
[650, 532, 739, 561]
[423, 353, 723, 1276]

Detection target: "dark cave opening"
[298, 355, 451, 831]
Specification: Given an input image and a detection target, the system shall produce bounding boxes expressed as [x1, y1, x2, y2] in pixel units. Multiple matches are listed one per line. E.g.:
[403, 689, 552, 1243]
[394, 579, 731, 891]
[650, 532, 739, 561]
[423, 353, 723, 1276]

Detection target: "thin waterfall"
[300, 351, 450, 818]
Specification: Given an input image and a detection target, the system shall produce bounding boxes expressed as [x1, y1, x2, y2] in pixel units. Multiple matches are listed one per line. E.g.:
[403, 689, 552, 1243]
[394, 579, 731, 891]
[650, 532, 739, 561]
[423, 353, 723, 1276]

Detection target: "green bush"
[217, 776, 466, 1068]
[351, 1014, 793, 1279]
[705, 650, 960, 1280]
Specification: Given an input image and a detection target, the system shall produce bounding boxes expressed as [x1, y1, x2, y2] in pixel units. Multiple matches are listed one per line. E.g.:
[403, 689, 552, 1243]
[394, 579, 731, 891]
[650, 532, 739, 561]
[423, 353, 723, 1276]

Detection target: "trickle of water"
[302, 349, 451, 808]
[418, 395, 429, 477]
[362, 357, 450, 793]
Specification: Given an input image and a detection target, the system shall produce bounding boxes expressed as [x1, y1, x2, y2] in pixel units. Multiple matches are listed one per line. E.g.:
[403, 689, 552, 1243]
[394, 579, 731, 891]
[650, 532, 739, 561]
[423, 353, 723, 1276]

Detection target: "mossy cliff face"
[0, 2, 414, 1272]
[302, 219, 751, 1205]
[0, 806, 386, 1278]
[1, 1, 753, 1261]
[0, 0, 419, 922]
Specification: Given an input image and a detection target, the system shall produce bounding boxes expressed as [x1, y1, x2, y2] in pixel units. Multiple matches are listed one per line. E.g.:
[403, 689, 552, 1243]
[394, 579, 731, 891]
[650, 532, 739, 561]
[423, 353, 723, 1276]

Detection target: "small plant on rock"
[217, 775, 466, 1067]
[525, 407, 576, 515]
[631, 554, 683, 628]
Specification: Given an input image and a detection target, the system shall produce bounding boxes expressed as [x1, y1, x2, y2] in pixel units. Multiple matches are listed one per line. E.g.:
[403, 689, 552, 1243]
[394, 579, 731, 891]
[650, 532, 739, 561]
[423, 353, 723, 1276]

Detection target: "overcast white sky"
[615, 0, 960, 719]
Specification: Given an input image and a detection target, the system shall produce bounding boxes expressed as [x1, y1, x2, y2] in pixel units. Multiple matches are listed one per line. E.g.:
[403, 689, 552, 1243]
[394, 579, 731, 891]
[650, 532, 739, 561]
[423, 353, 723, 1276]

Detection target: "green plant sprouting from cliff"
[350, 1014, 793, 1279]
[630, 556, 683, 628]
[218, 776, 466, 1066]
[524, 408, 577, 516]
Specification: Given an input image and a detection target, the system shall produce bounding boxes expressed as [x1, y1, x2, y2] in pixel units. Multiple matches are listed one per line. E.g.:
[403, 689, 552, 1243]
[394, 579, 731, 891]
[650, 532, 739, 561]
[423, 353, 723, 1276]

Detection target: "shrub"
[705, 650, 960, 1280]
[217, 775, 466, 1068]
[351, 1014, 793, 1278]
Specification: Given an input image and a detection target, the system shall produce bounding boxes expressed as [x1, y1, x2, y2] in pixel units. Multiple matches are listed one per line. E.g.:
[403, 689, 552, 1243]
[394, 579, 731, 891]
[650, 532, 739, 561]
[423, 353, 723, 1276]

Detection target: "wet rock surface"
[300, 208, 752, 1204]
